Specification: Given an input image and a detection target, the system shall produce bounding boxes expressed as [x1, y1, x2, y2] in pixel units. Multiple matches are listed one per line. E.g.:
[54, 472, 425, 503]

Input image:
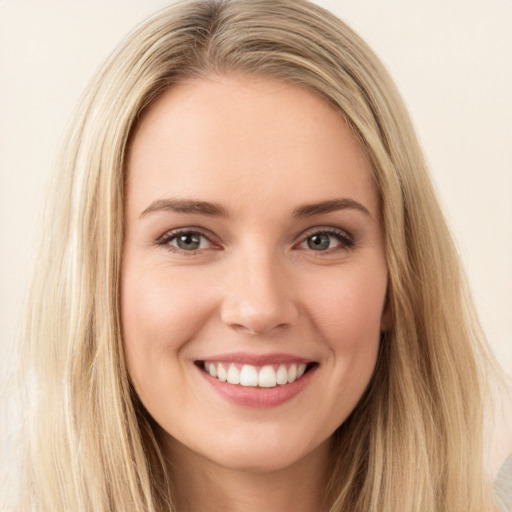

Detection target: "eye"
[157, 230, 215, 253]
[298, 228, 353, 252]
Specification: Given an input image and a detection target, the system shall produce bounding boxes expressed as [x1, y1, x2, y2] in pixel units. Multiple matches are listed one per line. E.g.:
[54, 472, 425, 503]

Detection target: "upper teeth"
[204, 362, 307, 387]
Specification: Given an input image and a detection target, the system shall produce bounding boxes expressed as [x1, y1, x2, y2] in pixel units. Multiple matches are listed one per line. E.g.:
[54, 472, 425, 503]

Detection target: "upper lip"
[197, 352, 315, 366]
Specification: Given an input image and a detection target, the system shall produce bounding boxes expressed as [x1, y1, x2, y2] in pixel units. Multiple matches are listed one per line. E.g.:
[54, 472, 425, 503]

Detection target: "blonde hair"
[14, 0, 498, 510]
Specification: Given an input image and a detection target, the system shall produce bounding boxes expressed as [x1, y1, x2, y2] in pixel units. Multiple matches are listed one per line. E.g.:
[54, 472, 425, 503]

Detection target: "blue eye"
[306, 233, 332, 251]
[299, 229, 353, 252]
[159, 230, 213, 252]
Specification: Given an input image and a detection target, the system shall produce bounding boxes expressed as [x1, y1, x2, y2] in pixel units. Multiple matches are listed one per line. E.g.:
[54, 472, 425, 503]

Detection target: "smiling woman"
[8, 0, 509, 511]
[122, 77, 389, 493]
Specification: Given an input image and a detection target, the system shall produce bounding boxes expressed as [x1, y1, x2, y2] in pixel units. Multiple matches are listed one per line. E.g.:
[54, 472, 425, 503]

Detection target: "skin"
[122, 75, 391, 512]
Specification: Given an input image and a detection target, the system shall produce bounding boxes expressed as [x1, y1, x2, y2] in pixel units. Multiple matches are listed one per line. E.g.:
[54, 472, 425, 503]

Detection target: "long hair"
[14, 0, 498, 510]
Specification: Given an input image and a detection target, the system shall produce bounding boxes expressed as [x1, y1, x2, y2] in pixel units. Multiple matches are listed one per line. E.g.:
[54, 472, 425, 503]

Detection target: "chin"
[218, 444, 307, 473]
[167, 424, 331, 475]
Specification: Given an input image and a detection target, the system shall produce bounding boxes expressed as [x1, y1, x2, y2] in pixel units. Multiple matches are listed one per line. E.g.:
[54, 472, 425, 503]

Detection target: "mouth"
[195, 360, 318, 388]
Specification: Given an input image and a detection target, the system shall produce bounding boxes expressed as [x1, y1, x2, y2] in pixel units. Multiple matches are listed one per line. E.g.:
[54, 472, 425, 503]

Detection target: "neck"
[163, 436, 332, 512]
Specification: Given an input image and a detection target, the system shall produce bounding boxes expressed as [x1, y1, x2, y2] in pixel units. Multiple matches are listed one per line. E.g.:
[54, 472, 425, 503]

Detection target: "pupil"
[307, 234, 330, 251]
[177, 233, 200, 250]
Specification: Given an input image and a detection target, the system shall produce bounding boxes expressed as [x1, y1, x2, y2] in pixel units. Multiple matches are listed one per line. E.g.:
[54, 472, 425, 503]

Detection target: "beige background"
[1, 0, 511, 458]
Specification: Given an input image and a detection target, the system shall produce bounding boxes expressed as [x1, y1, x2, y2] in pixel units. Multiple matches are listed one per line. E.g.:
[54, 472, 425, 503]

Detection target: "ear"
[380, 290, 393, 332]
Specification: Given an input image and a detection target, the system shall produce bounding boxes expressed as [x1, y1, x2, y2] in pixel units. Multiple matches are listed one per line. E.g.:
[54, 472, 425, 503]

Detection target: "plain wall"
[1, 0, 511, 460]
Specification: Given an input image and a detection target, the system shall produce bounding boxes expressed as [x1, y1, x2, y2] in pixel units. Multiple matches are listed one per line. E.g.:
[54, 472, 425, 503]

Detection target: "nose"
[220, 251, 299, 336]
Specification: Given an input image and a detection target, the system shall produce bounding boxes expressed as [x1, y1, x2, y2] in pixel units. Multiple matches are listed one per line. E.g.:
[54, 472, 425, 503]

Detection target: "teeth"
[203, 362, 310, 387]
[217, 364, 227, 382]
[258, 365, 277, 388]
[276, 365, 288, 385]
[240, 365, 258, 386]
[208, 363, 218, 378]
[287, 364, 297, 383]
[227, 365, 240, 385]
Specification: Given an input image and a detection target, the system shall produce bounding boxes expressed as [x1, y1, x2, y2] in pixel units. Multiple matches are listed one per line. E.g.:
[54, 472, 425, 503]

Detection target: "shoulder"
[496, 455, 512, 512]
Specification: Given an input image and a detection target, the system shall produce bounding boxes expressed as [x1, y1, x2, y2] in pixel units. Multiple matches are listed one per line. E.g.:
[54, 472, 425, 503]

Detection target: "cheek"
[307, 264, 386, 338]
[304, 263, 386, 384]
[120, 262, 213, 388]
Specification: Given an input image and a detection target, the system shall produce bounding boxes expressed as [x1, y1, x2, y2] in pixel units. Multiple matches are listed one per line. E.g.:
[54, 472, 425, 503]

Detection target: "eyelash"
[155, 226, 355, 255]
[156, 228, 217, 254]
[298, 227, 354, 253]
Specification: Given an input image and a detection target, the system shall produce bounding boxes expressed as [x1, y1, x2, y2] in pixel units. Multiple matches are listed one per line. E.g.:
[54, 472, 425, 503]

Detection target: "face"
[122, 75, 390, 474]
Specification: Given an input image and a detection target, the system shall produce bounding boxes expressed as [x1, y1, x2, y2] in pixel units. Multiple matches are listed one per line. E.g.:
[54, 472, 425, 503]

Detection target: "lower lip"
[197, 365, 317, 408]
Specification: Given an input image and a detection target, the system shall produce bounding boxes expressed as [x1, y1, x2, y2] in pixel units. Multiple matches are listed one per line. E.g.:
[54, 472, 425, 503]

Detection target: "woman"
[9, 0, 510, 510]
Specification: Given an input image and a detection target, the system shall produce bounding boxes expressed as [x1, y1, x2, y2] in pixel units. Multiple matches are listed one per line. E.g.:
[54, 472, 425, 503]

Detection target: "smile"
[195, 355, 319, 407]
[201, 362, 311, 387]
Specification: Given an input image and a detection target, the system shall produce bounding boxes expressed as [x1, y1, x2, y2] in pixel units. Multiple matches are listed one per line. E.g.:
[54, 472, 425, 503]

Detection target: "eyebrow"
[292, 198, 371, 218]
[139, 198, 228, 218]
[139, 197, 371, 219]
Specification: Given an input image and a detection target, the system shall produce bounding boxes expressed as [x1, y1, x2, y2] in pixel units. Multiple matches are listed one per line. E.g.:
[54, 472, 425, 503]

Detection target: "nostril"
[220, 284, 299, 335]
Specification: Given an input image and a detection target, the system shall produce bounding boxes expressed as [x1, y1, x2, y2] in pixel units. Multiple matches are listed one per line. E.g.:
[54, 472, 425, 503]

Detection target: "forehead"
[126, 75, 379, 219]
